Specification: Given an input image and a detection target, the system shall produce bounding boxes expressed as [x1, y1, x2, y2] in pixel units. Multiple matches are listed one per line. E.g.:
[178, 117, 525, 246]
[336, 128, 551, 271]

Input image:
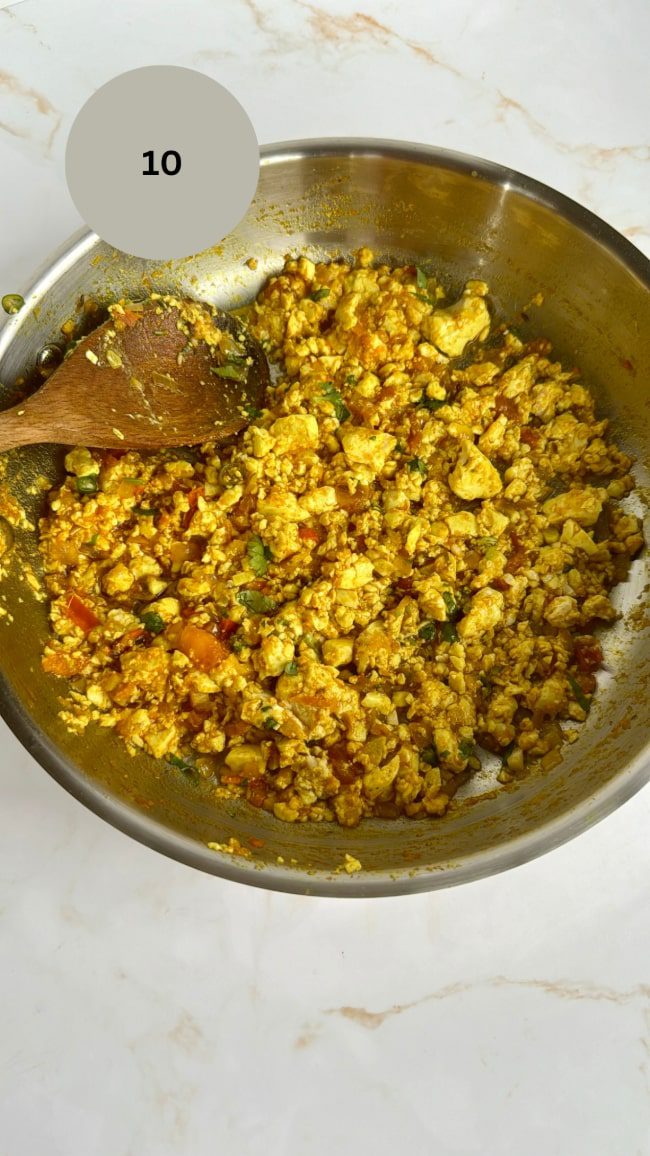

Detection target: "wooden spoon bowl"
[0, 296, 269, 452]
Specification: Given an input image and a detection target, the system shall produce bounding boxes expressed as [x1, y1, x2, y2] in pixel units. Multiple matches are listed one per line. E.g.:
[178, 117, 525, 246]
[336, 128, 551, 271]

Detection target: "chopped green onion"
[408, 457, 427, 475]
[415, 267, 428, 290]
[311, 287, 330, 302]
[418, 621, 437, 640]
[567, 672, 591, 713]
[132, 505, 157, 517]
[459, 737, 475, 760]
[167, 753, 195, 773]
[244, 403, 262, 420]
[237, 589, 278, 615]
[76, 475, 99, 495]
[420, 745, 438, 766]
[346, 374, 357, 385]
[139, 611, 165, 635]
[82, 533, 99, 549]
[2, 293, 25, 315]
[440, 621, 458, 643]
[442, 590, 457, 619]
[284, 660, 298, 676]
[321, 381, 350, 423]
[419, 393, 447, 412]
[263, 716, 279, 731]
[211, 363, 247, 382]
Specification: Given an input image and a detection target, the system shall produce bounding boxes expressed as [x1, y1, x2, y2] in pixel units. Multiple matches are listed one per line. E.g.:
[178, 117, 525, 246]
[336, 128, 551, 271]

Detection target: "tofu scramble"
[38, 251, 644, 828]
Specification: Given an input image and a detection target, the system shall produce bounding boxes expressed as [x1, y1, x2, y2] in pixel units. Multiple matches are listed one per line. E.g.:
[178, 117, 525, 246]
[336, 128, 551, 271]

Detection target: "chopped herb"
[247, 534, 273, 577]
[415, 267, 428, 290]
[82, 533, 99, 549]
[346, 373, 357, 385]
[394, 441, 406, 454]
[132, 505, 157, 517]
[408, 457, 427, 475]
[476, 536, 498, 553]
[139, 611, 165, 635]
[439, 749, 451, 760]
[311, 287, 330, 302]
[121, 476, 142, 484]
[440, 621, 458, 643]
[284, 660, 299, 676]
[459, 737, 475, 760]
[419, 393, 446, 412]
[244, 403, 262, 420]
[321, 382, 350, 423]
[302, 632, 322, 655]
[567, 672, 591, 713]
[76, 474, 99, 495]
[237, 589, 278, 615]
[2, 293, 25, 315]
[230, 634, 246, 654]
[420, 745, 438, 766]
[418, 621, 437, 641]
[210, 363, 247, 382]
[263, 716, 279, 731]
[442, 590, 457, 619]
[167, 753, 195, 773]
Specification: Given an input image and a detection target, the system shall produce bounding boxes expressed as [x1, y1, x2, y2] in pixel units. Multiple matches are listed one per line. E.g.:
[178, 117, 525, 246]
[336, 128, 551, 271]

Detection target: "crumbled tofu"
[449, 439, 503, 500]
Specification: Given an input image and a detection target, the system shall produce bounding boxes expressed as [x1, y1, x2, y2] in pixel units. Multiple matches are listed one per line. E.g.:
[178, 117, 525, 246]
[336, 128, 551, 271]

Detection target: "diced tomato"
[113, 627, 146, 656]
[293, 692, 332, 710]
[249, 836, 265, 849]
[169, 540, 203, 568]
[574, 638, 603, 674]
[119, 308, 142, 328]
[576, 671, 597, 695]
[247, 781, 268, 808]
[177, 623, 229, 671]
[182, 487, 204, 530]
[495, 395, 521, 422]
[64, 591, 100, 632]
[520, 427, 541, 448]
[298, 526, 321, 544]
[216, 617, 238, 640]
[224, 720, 250, 738]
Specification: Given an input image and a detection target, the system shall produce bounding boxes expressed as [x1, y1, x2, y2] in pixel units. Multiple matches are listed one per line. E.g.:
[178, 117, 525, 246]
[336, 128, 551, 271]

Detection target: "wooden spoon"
[0, 296, 269, 452]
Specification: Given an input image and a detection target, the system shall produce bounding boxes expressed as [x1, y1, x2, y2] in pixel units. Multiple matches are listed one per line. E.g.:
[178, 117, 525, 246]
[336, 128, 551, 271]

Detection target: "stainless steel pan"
[0, 139, 648, 896]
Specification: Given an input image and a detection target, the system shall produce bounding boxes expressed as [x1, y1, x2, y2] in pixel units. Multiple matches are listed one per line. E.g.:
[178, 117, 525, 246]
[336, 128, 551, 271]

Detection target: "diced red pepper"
[298, 526, 321, 544]
[182, 486, 204, 530]
[574, 638, 603, 674]
[520, 427, 541, 448]
[217, 617, 238, 640]
[113, 627, 146, 656]
[64, 591, 100, 633]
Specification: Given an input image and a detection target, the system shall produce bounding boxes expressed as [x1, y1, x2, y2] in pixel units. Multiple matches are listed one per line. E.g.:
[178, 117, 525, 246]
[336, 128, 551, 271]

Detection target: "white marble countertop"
[1, 2, 649, 1153]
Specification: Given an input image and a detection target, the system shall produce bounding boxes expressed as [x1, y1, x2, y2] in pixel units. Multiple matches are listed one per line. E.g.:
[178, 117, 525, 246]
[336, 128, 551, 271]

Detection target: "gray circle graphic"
[65, 66, 259, 260]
